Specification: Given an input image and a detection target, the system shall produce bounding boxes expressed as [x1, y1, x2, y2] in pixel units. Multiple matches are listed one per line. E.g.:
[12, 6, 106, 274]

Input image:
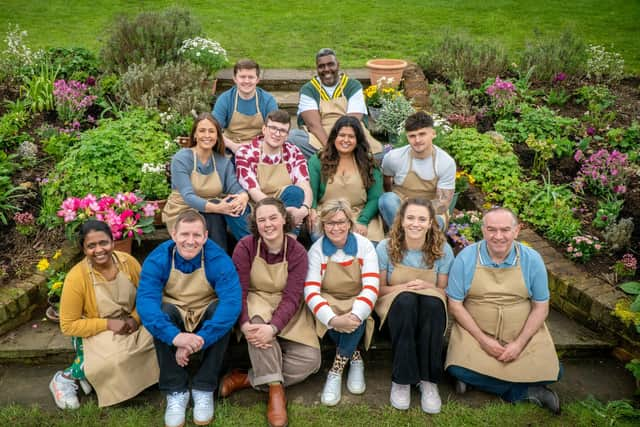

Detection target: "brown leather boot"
[219, 369, 251, 398]
[267, 383, 288, 427]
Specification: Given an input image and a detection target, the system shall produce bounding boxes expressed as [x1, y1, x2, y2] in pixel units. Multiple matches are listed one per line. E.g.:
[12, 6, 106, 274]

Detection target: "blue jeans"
[204, 207, 250, 253]
[447, 364, 564, 402]
[288, 129, 316, 160]
[327, 322, 366, 358]
[279, 185, 304, 235]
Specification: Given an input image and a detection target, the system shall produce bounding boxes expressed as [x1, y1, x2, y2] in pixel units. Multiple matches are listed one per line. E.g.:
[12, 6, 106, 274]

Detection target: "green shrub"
[20, 60, 58, 113]
[0, 151, 22, 225]
[0, 108, 29, 150]
[117, 60, 211, 115]
[519, 30, 587, 82]
[495, 104, 578, 144]
[607, 121, 640, 160]
[42, 131, 80, 161]
[44, 47, 99, 81]
[40, 109, 173, 224]
[418, 31, 510, 86]
[100, 8, 202, 74]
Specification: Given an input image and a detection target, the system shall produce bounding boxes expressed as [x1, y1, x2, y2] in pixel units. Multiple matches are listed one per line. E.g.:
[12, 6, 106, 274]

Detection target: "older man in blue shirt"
[137, 210, 241, 427]
[445, 207, 562, 414]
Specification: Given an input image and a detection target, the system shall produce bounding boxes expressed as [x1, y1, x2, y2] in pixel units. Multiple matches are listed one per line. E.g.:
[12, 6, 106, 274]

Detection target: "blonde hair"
[317, 198, 354, 235]
[387, 198, 445, 267]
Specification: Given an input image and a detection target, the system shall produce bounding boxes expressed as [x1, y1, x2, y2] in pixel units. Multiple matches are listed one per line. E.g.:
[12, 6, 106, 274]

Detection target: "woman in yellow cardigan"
[50, 220, 159, 409]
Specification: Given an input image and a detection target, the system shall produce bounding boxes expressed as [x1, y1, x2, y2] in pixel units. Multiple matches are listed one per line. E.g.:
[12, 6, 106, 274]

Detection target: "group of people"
[49, 48, 562, 427]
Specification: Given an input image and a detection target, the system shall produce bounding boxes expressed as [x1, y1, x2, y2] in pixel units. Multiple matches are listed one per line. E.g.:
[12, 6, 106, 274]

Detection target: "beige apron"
[83, 256, 159, 407]
[445, 245, 560, 382]
[224, 90, 264, 143]
[162, 150, 224, 232]
[306, 94, 383, 154]
[375, 263, 447, 328]
[256, 145, 293, 198]
[319, 162, 384, 241]
[162, 249, 218, 332]
[392, 150, 449, 226]
[315, 255, 375, 350]
[247, 238, 319, 348]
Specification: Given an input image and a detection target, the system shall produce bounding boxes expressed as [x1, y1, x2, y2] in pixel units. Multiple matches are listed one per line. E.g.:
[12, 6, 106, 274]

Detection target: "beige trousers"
[247, 316, 321, 388]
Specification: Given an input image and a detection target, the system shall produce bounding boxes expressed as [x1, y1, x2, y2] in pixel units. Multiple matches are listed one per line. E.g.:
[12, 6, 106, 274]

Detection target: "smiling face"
[261, 119, 289, 152]
[233, 67, 260, 99]
[402, 204, 432, 242]
[316, 54, 340, 86]
[255, 204, 286, 246]
[482, 210, 520, 261]
[194, 119, 218, 152]
[323, 210, 351, 248]
[406, 127, 436, 159]
[171, 220, 208, 260]
[83, 230, 115, 267]
[334, 125, 357, 156]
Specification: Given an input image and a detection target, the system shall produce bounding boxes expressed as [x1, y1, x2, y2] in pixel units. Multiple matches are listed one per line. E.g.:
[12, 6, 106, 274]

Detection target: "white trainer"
[321, 372, 342, 406]
[164, 390, 190, 427]
[420, 381, 442, 414]
[49, 371, 80, 410]
[346, 360, 366, 394]
[78, 378, 93, 395]
[192, 389, 214, 425]
[390, 382, 411, 410]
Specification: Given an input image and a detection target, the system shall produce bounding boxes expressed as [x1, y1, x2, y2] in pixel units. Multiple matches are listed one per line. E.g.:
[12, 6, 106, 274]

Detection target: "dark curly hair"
[249, 197, 295, 238]
[319, 116, 374, 188]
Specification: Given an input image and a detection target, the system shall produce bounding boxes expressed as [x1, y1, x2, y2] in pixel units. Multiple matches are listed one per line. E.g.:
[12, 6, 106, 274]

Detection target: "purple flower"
[86, 76, 96, 86]
[586, 127, 596, 136]
[553, 72, 567, 83]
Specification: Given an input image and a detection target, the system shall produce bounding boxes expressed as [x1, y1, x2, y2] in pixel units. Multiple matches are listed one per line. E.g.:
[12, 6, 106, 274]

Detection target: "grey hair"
[316, 48, 337, 61]
[482, 207, 519, 227]
[317, 198, 354, 235]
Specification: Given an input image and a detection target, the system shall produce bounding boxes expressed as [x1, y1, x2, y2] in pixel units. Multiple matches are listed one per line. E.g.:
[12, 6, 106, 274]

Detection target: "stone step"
[0, 307, 615, 364]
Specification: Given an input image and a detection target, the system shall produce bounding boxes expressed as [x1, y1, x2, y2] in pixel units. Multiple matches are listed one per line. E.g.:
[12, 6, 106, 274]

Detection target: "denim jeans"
[279, 185, 304, 235]
[326, 322, 366, 358]
[203, 208, 250, 253]
[378, 192, 402, 228]
[447, 364, 564, 402]
[288, 129, 316, 160]
[154, 301, 231, 393]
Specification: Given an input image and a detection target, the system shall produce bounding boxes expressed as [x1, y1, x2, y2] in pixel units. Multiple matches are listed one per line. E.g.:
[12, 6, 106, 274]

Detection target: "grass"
[0, 1, 639, 72]
[1, 399, 639, 427]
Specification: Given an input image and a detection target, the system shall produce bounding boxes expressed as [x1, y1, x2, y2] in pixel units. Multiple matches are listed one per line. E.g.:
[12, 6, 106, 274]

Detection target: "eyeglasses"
[324, 220, 350, 229]
[266, 125, 289, 136]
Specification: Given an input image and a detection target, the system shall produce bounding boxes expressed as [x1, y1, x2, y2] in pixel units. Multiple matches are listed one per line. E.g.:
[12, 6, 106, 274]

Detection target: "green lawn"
[1, 1, 639, 72]
[1, 400, 639, 427]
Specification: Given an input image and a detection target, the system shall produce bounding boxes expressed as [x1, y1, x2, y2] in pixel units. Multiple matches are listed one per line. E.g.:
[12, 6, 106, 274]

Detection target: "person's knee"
[421, 295, 445, 313]
[161, 303, 182, 323]
[203, 300, 219, 320]
[280, 185, 305, 206]
[390, 292, 419, 313]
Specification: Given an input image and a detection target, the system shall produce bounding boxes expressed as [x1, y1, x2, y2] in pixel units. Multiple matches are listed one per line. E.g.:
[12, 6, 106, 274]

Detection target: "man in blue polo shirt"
[137, 210, 241, 427]
[213, 59, 278, 154]
[445, 207, 562, 414]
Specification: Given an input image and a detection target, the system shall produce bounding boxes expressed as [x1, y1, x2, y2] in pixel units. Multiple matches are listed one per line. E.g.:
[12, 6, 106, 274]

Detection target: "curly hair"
[188, 112, 225, 155]
[319, 116, 374, 188]
[249, 197, 295, 238]
[387, 198, 445, 267]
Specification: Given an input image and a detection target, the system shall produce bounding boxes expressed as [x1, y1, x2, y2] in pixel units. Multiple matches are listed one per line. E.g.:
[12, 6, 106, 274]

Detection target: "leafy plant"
[0, 107, 29, 150]
[40, 109, 172, 224]
[0, 151, 22, 224]
[592, 197, 624, 230]
[20, 60, 59, 113]
[603, 218, 634, 252]
[100, 8, 202, 74]
[36, 250, 67, 299]
[138, 163, 170, 200]
[375, 94, 415, 136]
[625, 359, 640, 394]
[525, 135, 555, 176]
[575, 84, 617, 131]
[495, 104, 578, 145]
[566, 234, 603, 263]
[428, 78, 473, 116]
[158, 110, 194, 139]
[43, 47, 99, 81]
[586, 44, 625, 84]
[519, 29, 587, 82]
[606, 122, 640, 160]
[41, 129, 80, 161]
[613, 254, 637, 280]
[178, 37, 228, 77]
[579, 395, 640, 426]
[545, 87, 571, 107]
[418, 30, 509, 86]
[53, 79, 97, 124]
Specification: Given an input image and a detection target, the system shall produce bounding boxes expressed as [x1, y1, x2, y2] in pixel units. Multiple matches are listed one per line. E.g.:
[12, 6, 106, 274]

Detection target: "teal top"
[308, 153, 383, 225]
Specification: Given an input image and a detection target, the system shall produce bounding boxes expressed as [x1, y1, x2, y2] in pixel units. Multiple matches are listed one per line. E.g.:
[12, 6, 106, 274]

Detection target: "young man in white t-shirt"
[378, 112, 456, 228]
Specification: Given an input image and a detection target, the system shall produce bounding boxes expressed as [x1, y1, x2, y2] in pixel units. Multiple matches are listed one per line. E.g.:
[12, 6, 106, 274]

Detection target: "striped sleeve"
[304, 240, 336, 327]
[351, 235, 380, 321]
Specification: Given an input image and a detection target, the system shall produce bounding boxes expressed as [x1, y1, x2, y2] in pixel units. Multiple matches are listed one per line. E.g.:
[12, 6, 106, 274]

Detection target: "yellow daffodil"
[51, 281, 63, 290]
[37, 258, 50, 272]
[52, 250, 62, 260]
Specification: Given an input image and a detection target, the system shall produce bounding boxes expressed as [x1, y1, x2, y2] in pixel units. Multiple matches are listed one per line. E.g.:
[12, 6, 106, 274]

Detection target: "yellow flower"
[52, 250, 62, 260]
[468, 174, 476, 184]
[482, 202, 493, 210]
[364, 85, 377, 98]
[37, 258, 50, 272]
[520, 240, 531, 247]
[51, 281, 63, 290]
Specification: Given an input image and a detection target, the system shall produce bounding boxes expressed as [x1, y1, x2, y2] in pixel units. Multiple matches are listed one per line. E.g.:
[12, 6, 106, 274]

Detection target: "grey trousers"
[247, 316, 321, 388]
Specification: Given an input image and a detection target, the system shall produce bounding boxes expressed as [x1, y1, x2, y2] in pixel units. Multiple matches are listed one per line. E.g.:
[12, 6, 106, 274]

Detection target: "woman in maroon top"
[224, 198, 320, 427]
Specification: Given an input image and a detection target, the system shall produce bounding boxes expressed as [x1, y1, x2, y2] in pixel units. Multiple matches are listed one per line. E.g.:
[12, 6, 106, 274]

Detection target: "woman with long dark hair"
[307, 115, 384, 241]
[375, 198, 454, 413]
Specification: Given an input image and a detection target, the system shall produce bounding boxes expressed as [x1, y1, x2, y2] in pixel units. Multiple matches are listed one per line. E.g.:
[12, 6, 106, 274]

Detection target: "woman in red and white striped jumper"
[304, 198, 379, 406]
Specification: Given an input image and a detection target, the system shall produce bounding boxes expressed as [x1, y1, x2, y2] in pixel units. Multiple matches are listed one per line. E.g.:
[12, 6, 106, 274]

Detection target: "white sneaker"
[165, 390, 190, 427]
[49, 371, 80, 410]
[78, 378, 93, 395]
[390, 382, 411, 410]
[420, 381, 442, 414]
[321, 372, 342, 406]
[192, 389, 214, 425]
[346, 360, 366, 394]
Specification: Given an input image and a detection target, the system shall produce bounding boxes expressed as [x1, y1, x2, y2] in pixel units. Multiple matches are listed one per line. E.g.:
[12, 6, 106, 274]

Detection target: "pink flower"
[594, 244, 602, 250]
[575, 251, 583, 257]
[142, 203, 157, 217]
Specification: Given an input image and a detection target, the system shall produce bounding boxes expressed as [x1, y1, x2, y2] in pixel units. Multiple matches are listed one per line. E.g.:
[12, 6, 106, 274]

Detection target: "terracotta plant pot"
[365, 59, 408, 88]
[152, 199, 167, 226]
[114, 237, 133, 254]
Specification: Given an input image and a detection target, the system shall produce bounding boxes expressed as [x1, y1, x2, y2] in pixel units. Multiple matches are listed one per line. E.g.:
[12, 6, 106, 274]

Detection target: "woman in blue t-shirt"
[375, 198, 454, 414]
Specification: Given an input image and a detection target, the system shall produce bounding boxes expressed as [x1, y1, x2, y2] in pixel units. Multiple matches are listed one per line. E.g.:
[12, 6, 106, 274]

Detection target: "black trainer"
[526, 385, 561, 414]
